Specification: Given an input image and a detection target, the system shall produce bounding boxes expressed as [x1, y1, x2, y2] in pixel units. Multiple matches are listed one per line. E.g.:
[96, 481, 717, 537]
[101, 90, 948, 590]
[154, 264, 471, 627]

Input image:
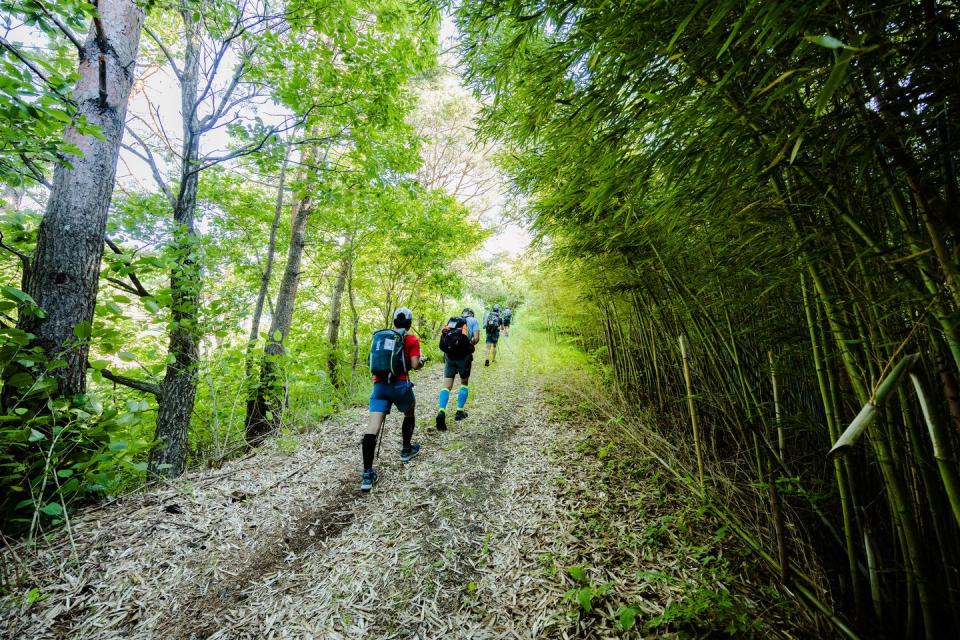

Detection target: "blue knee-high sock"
[457, 385, 469, 410]
[438, 388, 450, 412]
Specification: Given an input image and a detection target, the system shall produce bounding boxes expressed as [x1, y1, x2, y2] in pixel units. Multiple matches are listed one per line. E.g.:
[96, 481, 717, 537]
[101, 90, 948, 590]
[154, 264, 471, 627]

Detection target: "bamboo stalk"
[769, 350, 784, 460]
[767, 465, 789, 583]
[864, 528, 883, 623]
[909, 372, 960, 529]
[802, 274, 866, 617]
[679, 334, 705, 488]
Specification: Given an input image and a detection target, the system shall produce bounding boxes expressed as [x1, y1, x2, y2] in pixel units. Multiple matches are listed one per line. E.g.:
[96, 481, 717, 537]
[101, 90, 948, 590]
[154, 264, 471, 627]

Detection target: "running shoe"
[454, 410, 468, 421]
[436, 412, 447, 431]
[400, 443, 421, 462]
[360, 468, 378, 492]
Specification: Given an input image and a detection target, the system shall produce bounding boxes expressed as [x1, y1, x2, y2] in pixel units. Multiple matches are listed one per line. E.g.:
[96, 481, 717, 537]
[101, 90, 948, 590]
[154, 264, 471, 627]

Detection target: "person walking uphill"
[502, 307, 513, 336]
[436, 307, 480, 431]
[483, 304, 503, 366]
[361, 307, 425, 492]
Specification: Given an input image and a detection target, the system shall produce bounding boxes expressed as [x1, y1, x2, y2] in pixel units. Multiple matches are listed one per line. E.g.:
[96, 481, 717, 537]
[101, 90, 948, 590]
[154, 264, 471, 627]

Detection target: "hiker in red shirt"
[361, 307, 425, 491]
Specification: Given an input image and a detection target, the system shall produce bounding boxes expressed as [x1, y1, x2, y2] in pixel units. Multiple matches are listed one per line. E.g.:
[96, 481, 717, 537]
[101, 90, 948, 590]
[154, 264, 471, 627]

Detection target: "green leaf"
[39, 502, 63, 516]
[89, 359, 109, 370]
[576, 587, 594, 612]
[566, 565, 587, 583]
[73, 321, 91, 339]
[118, 351, 136, 362]
[618, 606, 639, 631]
[144, 299, 161, 314]
[1, 286, 35, 304]
[28, 428, 46, 442]
[805, 34, 845, 49]
[8, 372, 34, 388]
[56, 468, 74, 477]
[815, 52, 852, 117]
[789, 134, 804, 164]
[272, 330, 283, 341]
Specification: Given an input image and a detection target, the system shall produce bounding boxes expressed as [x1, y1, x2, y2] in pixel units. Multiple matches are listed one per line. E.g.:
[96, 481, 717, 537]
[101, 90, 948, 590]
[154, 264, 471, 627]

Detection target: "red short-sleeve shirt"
[373, 333, 420, 383]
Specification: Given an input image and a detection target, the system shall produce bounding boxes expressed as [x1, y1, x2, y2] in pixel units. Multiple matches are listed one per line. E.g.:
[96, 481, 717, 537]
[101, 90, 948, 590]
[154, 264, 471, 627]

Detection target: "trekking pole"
[374, 412, 386, 461]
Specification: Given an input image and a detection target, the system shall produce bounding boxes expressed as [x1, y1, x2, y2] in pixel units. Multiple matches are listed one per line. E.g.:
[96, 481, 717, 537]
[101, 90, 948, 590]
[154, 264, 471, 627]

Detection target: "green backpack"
[369, 329, 408, 380]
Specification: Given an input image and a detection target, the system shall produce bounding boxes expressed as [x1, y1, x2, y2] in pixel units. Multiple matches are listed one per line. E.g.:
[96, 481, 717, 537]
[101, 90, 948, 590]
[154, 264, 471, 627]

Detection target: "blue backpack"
[369, 329, 408, 380]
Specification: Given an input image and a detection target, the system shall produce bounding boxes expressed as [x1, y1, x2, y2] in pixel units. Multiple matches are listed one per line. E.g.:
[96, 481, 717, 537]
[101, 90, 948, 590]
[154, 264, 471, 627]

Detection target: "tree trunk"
[149, 10, 202, 479]
[348, 260, 359, 374]
[246, 143, 315, 444]
[325, 249, 351, 388]
[7, 1, 144, 400]
[245, 142, 290, 380]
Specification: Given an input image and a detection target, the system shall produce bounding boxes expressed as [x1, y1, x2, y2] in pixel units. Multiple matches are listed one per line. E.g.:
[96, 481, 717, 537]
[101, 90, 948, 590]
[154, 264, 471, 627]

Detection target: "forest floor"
[1, 330, 814, 639]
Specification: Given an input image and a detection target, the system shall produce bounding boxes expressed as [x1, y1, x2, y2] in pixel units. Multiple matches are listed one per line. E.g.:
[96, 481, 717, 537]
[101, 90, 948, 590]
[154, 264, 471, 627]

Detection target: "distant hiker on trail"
[502, 307, 513, 336]
[361, 307, 425, 492]
[436, 307, 480, 431]
[483, 304, 503, 367]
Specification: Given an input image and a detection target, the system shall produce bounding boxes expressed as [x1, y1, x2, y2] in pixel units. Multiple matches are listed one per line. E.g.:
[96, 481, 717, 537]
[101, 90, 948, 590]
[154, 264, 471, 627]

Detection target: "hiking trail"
[1, 334, 809, 638]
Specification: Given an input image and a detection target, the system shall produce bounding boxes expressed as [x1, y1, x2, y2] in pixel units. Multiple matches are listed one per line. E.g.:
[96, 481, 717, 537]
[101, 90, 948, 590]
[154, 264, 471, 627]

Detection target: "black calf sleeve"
[362, 433, 377, 470]
[401, 416, 415, 448]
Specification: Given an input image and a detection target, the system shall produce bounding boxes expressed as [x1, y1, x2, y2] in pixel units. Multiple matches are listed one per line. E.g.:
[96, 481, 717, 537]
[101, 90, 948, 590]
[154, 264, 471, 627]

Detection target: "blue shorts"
[485, 332, 500, 344]
[369, 380, 415, 414]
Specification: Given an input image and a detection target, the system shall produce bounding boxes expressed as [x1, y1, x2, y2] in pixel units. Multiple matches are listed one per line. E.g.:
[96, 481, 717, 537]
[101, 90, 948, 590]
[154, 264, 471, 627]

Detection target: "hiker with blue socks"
[436, 307, 480, 431]
[361, 307, 425, 492]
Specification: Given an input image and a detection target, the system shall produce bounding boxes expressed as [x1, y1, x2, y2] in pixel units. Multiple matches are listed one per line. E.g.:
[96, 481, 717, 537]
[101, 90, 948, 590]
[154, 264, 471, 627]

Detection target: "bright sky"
[439, 14, 530, 258]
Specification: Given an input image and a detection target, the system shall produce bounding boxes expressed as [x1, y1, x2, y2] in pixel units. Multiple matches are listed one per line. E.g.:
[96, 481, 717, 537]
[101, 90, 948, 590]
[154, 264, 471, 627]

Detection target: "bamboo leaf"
[814, 52, 853, 117]
[805, 34, 846, 49]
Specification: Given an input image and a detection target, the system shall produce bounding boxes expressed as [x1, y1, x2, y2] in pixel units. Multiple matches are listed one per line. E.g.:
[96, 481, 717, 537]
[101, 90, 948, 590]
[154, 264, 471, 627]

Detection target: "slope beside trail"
[1, 333, 810, 639]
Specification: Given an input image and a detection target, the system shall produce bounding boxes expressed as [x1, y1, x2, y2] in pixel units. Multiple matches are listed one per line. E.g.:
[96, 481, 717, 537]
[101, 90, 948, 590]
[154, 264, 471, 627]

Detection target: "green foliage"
[0, 0, 100, 188]
[0, 0, 492, 540]
[0, 380, 153, 535]
[646, 586, 753, 636]
[561, 564, 612, 615]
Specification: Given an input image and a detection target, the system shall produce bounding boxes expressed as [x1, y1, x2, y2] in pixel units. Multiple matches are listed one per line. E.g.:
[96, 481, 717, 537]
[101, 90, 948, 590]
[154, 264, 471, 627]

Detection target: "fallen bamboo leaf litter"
[1, 349, 813, 638]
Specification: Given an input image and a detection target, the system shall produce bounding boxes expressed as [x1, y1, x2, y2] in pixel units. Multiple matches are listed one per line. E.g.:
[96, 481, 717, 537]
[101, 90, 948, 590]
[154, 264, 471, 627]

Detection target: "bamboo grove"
[457, 0, 960, 637]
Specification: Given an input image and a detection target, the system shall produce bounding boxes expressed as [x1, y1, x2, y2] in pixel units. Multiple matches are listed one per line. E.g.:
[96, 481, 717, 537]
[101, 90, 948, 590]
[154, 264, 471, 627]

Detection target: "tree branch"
[101, 369, 161, 397]
[121, 126, 175, 206]
[191, 9, 268, 120]
[104, 236, 152, 297]
[105, 277, 140, 296]
[144, 25, 182, 81]
[18, 153, 51, 189]
[0, 231, 31, 282]
[36, 0, 84, 53]
[199, 44, 259, 131]
[0, 36, 75, 104]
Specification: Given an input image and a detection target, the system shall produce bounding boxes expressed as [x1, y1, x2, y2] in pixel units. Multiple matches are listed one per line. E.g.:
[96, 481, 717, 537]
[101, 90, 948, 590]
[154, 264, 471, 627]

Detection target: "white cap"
[394, 307, 413, 323]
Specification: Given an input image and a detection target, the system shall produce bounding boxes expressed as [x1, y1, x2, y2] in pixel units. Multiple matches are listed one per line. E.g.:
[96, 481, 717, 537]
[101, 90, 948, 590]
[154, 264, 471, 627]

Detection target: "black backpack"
[485, 311, 501, 332]
[369, 329, 408, 380]
[439, 316, 474, 358]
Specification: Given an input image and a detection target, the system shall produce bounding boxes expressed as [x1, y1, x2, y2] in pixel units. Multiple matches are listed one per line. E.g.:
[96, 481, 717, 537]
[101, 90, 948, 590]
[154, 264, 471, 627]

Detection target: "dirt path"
[1, 333, 810, 639]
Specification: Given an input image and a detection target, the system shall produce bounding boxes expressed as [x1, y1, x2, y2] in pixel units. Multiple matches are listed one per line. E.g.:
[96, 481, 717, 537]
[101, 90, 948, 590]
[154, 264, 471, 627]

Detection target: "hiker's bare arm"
[412, 355, 425, 370]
